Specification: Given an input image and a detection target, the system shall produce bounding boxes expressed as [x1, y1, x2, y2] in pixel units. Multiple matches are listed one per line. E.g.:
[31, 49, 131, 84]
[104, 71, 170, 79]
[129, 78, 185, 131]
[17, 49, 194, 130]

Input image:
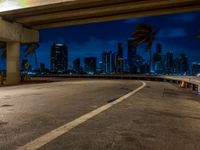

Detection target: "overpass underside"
[0, 0, 199, 29]
[0, 0, 199, 84]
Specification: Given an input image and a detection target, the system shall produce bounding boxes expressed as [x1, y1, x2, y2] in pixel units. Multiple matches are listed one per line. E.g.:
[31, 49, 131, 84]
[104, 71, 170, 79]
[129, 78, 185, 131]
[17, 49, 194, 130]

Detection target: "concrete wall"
[0, 17, 39, 43]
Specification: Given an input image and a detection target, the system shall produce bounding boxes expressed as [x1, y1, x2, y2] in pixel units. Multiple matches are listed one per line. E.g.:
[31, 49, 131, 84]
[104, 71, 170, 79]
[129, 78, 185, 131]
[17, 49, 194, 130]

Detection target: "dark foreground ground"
[0, 79, 200, 150]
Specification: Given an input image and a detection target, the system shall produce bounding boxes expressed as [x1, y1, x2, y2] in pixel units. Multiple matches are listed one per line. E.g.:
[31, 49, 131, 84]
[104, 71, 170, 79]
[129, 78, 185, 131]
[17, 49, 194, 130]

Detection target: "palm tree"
[131, 23, 159, 73]
[24, 43, 39, 70]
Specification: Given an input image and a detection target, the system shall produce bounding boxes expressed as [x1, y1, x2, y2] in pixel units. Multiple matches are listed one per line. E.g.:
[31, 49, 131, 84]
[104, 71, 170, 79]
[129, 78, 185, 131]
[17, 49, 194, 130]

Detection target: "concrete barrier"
[32, 74, 200, 94]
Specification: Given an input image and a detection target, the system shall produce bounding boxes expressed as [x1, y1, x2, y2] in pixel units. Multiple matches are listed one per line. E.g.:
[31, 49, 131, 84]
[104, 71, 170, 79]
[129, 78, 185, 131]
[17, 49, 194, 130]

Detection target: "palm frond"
[131, 23, 159, 73]
[24, 43, 39, 57]
[132, 38, 146, 45]
[131, 23, 159, 52]
[145, 37, 154, 51]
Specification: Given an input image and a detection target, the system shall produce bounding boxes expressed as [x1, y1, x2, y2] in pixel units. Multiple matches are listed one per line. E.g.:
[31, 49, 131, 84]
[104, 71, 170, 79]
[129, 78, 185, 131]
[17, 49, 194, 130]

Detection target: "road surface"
[0, 79, 200, 150]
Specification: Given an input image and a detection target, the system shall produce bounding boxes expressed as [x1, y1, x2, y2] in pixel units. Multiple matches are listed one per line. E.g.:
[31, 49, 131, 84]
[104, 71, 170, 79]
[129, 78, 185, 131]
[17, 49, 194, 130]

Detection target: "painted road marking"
[17, 81, 146, 150]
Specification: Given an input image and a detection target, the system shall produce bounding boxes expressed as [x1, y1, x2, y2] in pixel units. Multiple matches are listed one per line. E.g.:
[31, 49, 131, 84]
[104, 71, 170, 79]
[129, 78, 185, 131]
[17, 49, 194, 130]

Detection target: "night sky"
[0, 10, 200, 70]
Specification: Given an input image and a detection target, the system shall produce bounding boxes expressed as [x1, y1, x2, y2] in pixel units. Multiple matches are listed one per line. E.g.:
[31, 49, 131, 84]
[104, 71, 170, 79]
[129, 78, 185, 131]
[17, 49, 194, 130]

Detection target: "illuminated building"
[84, 57, 96, 74]
[51, 43, 68, 73]
[73, 58, 81, 74]
[192, 63, 200, 75]
[116, 42, 124, 73]
[165, 52, 173, 74]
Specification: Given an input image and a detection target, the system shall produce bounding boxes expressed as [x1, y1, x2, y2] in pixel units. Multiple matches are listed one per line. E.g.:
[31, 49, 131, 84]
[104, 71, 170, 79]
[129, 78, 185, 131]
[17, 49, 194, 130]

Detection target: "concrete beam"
[1, 0, 199, 29]
[34, 4, 200, 29]
[15, 0, 199, 24]
[0, 18, 39, 43]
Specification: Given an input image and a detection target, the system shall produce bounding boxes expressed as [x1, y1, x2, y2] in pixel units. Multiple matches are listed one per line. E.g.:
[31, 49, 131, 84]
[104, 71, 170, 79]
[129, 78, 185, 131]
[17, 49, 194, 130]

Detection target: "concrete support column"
[6, 42, 20, 85]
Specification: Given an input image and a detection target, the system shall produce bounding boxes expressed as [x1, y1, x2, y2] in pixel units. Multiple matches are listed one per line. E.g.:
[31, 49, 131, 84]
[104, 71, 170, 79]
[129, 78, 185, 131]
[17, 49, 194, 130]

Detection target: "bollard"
[179, 81, 183, 87]
[180, 81, 186, 88]
[198, 85, 200, 96]
[192, 84, 196, 91]
[186, 82, 190, 88]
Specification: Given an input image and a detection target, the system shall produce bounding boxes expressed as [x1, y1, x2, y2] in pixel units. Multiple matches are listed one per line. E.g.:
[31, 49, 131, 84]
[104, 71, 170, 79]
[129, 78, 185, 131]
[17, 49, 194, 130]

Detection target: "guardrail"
[33, 74, 200, 95]
[161, 76, 200, 95]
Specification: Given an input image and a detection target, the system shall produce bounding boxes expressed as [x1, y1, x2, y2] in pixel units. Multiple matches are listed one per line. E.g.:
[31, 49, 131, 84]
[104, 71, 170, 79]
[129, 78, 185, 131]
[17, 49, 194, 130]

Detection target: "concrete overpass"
[0, 0, 199, 84]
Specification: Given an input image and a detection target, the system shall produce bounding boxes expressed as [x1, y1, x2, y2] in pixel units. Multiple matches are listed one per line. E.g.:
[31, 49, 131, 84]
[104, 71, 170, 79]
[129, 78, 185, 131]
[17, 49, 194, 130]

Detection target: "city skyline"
[21, 41, 199, 75]
[0, 11, 200, 70]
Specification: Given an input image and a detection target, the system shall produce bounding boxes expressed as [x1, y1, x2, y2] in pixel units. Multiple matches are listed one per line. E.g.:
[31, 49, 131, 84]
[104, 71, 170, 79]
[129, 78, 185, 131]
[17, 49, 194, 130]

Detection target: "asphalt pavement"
[0, 79, 200, 150]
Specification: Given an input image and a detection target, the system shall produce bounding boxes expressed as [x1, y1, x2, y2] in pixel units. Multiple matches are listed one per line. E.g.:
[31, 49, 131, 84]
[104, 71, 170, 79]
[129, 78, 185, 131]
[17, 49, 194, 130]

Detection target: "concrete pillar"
[6, 42, 20, 85]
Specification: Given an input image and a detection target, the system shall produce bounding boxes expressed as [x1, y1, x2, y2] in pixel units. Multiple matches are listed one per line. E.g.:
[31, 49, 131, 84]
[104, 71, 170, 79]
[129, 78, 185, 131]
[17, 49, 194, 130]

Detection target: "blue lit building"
[116, 42, 124, 73]
[127, 38, 143, 73]
[73, 58, 81, 74]
[51, 43, 68, 73]
[152, 43, 165, 74]
[84, 57, 97, 74]
[102, 51, 116, 74]
[192, 62, 200, 75]
[102, 51, 111, 74]
[165, 52, 173, 74]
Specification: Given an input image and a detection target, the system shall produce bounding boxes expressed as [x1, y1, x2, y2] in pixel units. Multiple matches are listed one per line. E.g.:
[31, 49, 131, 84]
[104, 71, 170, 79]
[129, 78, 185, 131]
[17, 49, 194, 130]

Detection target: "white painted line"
[17, 81, 146, 150]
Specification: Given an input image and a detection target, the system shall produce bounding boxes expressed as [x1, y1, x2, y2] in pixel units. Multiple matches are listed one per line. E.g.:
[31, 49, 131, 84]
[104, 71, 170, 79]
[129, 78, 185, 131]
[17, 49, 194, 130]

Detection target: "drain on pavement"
[107, 98, 118, 103]
[1, 104, 13, 107]
[121, 87, 130, 91]
[0, 121, 8, 126]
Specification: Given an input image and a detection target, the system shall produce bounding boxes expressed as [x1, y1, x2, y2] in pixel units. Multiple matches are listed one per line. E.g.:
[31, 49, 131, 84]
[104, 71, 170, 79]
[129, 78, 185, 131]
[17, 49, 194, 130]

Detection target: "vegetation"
[131, 23, 159, 73]
[24, 43, 40, 70]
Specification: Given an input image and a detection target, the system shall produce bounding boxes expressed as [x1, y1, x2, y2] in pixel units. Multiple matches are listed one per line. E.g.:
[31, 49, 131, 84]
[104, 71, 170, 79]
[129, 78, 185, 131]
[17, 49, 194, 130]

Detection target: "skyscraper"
[51, 43, 68, 73]
[173, 53, 189, 75]
[165, 52, 173, 74]
[173, 58, 181, 74]
[192, 62, 200, 75]
[116, 42, 124, 73]
[40, 63, 45, 73]
[73, 58, 80, 74]
[102, 51, 116, 74]
[152, 43, 165, 74]
[179, 53, 189, 75]
[140, 63, 149, 74]
[84, 57, 97, 74]
[127, 38, 144, 73]
[102, 51, 111, 74]
[123, 57, 129, 73]
[111, 52, 116, 73]
[127, 38, 137, 72]
[156, 43, 162, 53]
